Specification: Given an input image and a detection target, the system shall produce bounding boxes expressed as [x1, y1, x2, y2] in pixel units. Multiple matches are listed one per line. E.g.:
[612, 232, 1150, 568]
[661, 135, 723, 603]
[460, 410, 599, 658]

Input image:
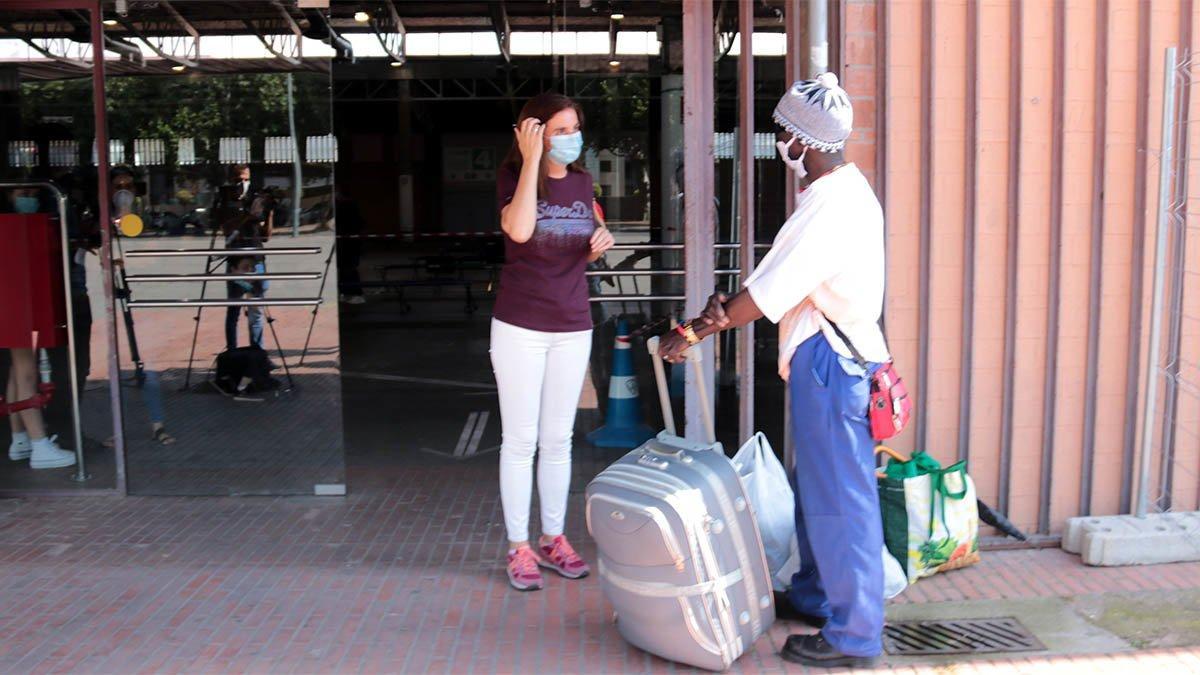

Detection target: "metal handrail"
[608, 243, 771, 251]
[0, 182, 86, 481]
[128, 298, 323, 308]
[125, 272, 322, 282]
[123, 247, 321, 258]
[588, 269, 684, 277]
[589, 295, 684, 303]
[585, 269, 745, 277]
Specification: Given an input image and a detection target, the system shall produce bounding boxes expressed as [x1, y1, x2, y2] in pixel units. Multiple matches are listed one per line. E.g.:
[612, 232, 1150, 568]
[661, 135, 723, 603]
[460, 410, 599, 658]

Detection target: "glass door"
[0, 6, 118, 493]
[100, 3, 343, 495]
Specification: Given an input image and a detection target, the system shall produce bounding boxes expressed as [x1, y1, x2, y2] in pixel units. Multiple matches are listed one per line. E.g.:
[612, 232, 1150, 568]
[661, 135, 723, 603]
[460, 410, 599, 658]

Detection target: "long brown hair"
[502, 92, 587, 198]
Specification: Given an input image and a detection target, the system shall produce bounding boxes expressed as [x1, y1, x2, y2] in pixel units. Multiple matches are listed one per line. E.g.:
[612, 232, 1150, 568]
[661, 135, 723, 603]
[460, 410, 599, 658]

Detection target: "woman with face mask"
[493, 92, 614, 591]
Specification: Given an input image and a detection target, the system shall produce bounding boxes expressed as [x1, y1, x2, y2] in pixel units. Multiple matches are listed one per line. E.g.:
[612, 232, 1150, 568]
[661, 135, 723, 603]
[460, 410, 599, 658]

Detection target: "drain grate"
[883, 617, 1046, 655]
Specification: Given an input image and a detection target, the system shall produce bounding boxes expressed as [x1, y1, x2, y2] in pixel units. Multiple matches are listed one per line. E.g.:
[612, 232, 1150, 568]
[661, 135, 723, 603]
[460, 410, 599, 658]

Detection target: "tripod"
[262, 306, 296, 391]
[181, 221, 225, 391]
[112, 236, 146, 388]
[297, 238, 336, 367]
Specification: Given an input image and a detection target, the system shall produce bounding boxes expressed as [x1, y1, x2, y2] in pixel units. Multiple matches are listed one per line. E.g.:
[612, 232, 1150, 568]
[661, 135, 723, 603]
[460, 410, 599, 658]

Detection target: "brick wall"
[840, 0, 1200, 534]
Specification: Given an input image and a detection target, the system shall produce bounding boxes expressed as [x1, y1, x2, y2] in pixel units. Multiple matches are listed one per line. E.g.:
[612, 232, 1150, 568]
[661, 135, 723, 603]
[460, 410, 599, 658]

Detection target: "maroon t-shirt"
[495, 165, 595, 332]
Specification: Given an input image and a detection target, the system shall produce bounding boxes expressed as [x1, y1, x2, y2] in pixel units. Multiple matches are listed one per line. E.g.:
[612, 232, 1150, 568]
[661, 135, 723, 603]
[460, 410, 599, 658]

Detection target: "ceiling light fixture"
[354, 11, 370, 23]
[611, 12, 625, 20]
[608, 59, 620, 67]
[390, 60, 403, 67]
[171, 65, 186, 72]
[102, 18, 119, 26]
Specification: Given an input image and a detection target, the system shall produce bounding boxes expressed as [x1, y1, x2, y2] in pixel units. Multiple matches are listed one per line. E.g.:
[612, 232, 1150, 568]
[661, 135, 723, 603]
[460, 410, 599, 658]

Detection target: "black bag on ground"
[212, 346, 277, 395]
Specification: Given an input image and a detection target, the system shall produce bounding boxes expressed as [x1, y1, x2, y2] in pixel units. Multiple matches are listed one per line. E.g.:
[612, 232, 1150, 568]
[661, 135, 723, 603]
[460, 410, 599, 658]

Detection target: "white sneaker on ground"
[9, 434, 31, 461]
[29, 436, 76, 470]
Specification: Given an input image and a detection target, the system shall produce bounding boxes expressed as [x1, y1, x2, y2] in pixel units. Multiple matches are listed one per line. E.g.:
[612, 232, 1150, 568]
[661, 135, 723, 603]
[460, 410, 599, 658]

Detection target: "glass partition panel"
[0, 13, 117, 492]
[102, 10, 342, 494]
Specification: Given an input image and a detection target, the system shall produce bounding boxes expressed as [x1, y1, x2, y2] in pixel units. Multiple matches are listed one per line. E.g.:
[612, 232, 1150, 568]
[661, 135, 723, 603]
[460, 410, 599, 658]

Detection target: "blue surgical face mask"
[13, 196, 38, 214]
[547, 131, 583, 165]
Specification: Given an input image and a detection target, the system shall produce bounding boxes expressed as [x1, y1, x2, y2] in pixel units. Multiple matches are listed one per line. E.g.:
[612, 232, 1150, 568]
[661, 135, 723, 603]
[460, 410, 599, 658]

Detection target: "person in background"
[493, 92, 614, 591]
[222, 167, 273, 352]
[5, 188, 77, 470]
[658, 73, 889, 669]
[232, 163, 252, 204]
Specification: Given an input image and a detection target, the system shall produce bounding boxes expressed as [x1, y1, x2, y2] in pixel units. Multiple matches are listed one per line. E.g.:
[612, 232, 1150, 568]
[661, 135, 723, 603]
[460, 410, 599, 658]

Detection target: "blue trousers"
[225, 282, 264, 351]
[786, 333, 884, 657]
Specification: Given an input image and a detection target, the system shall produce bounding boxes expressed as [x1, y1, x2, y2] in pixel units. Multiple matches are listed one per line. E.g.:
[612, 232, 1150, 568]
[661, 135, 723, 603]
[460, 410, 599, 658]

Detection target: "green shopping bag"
[876, 447, 981, 583]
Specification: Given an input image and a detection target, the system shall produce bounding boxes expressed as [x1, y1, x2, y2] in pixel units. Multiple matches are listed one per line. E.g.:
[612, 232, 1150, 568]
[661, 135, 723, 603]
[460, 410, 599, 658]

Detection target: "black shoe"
[780, 633, 880, 669]
[773, 591, 828, 629]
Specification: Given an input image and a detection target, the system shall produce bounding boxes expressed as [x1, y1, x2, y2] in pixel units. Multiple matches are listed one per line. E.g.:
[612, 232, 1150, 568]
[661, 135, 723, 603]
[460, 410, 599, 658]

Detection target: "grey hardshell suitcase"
[585, 338, 775, 671]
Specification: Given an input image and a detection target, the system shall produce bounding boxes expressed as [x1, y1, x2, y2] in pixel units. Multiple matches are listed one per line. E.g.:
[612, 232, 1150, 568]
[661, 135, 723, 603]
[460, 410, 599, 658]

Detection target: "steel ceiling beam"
[3, 14, 142, 70]
[115, 0, 200, 69]
[245, 0, 303, 66]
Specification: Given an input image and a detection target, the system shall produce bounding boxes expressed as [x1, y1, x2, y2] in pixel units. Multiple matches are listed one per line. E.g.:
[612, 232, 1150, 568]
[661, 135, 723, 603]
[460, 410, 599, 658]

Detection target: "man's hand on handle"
[655, 290, 765, 363]
[657, 291, 728, 363]
[658, 331, 691, 364]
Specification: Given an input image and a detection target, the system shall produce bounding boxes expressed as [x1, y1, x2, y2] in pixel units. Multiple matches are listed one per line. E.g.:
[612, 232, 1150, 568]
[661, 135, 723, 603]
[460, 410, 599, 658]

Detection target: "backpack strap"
[826, 318, 869, 369]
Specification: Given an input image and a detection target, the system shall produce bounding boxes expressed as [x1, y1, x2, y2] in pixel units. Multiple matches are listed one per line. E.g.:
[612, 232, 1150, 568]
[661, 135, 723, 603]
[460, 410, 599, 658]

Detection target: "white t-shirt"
[744, 163, 890, 380]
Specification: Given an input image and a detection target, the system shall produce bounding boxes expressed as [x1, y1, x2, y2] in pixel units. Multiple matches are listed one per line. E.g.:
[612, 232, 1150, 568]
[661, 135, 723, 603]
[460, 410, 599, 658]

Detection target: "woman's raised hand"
[515, 118, 544, 165]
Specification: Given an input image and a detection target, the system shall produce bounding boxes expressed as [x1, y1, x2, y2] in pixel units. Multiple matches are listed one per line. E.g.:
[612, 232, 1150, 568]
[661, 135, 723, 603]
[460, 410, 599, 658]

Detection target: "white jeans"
[490, 318, 592, 544]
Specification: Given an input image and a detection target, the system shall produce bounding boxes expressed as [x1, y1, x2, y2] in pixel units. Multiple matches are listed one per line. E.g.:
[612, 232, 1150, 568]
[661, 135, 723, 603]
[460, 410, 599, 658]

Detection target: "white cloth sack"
[881, 548, 907, 599]
[733, 433, 908, 599]
[775, 537, 908, 600]
[731, 433, 795, 590]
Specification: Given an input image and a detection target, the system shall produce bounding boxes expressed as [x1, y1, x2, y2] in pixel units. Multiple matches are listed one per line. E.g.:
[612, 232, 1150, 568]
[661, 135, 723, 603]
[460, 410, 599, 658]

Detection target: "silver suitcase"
[586, 338, 775, 671]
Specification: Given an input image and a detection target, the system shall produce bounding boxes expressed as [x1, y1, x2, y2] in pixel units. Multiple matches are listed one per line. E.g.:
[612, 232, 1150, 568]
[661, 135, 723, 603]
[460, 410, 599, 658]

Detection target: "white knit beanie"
[772, 72, 853, 153]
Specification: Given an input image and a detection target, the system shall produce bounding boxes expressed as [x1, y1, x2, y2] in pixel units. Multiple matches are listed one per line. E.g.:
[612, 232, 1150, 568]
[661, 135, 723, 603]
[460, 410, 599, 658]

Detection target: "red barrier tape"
[0, 382, 54, 416]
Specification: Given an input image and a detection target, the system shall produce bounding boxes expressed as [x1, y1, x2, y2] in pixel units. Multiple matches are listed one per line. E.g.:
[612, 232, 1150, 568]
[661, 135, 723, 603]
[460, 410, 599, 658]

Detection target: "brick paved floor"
[2, 453, 1199, 674]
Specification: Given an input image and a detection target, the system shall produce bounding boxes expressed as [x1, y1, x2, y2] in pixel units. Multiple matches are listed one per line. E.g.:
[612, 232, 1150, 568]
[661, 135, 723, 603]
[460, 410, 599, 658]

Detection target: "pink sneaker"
[506, 546, 544, 591]
[537, 535, 591, 579]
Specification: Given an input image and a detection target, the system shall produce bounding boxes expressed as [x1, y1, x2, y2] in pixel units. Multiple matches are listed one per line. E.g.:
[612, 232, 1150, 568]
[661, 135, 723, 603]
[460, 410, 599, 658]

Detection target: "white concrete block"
[1075, 512, 1200, 566]
[1064, 516, 1107, 554]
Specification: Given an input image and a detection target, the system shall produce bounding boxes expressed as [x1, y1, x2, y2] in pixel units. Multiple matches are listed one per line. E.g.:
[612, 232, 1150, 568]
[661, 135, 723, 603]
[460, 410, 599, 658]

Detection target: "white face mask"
[776, 136, 809, 178]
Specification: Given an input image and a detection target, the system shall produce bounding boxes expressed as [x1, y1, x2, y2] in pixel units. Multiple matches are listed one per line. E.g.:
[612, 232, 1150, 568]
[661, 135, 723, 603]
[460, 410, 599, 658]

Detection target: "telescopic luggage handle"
[645, 336, 716, 444]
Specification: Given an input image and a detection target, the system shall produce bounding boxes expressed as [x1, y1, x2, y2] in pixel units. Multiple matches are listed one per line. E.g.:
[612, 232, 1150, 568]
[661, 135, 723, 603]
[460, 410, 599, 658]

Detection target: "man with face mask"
[658, 73, 889, 668]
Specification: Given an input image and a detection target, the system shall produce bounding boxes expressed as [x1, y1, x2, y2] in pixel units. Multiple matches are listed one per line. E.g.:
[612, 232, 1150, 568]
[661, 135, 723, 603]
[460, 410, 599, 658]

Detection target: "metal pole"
[737, 0, 756, 442]
[785, 1, 804, 216]
[682, 0, 716, 444]
[783, 1, 804, 471]
[287, 73, 302, 238]
[660, 73, 684, 285]
[55, 189, 86, 480]
[1136, 46, 1178, 518]
[809, 0, 828, 77]
[91, 4, 124, 492]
